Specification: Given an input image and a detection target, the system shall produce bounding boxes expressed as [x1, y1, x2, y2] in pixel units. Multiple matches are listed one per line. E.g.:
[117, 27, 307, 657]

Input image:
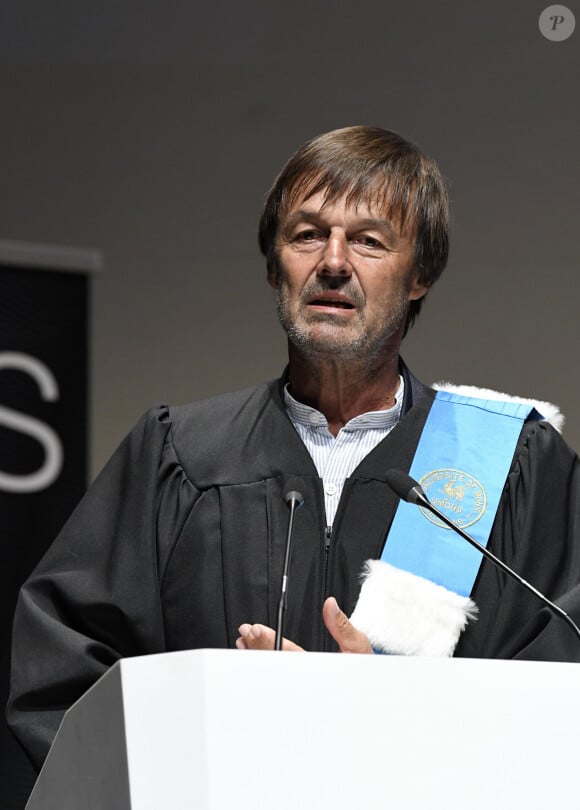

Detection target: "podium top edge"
[116, 647, 580, 674]
[0, 239, 102, 273]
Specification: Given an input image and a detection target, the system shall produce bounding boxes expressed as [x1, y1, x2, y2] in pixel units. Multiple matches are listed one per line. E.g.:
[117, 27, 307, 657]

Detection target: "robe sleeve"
[6, 406, 197, 771]
[458, 420, 580, 661]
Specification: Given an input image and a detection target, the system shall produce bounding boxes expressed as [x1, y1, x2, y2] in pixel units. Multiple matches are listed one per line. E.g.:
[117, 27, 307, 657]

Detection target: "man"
[8, 126, 580, 771]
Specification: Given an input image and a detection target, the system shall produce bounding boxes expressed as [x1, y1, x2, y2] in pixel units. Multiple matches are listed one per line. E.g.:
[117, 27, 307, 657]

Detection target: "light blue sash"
[381, 390, 541, 596]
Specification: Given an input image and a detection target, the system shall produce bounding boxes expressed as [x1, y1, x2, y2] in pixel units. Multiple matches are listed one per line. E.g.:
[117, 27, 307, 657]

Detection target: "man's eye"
[356, 235, 382, 248]
[295, 230, 319, 241]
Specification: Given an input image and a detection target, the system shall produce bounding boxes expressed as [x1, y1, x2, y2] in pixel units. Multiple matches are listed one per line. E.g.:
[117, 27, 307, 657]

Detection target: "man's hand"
[235, 597, 372, 654]
[235, 623, 303, 651]
[322, 597, 373, 654]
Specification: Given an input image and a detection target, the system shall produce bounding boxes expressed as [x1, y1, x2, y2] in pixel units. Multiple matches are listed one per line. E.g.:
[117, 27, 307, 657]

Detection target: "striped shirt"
[284, 378, 404, 528]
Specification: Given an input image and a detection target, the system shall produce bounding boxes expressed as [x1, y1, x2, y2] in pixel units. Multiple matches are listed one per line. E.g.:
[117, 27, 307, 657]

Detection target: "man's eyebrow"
[352, 217, 400, 237]
[281, 209, 401, 237]
[281, 209, 320, 230]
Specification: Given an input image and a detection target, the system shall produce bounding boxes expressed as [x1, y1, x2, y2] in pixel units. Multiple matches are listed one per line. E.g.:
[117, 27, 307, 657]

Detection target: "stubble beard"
[275, 282, 409, 364]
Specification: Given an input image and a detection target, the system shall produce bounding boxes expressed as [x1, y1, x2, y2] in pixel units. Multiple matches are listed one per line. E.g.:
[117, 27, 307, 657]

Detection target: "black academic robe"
[7, 365, 580, 770]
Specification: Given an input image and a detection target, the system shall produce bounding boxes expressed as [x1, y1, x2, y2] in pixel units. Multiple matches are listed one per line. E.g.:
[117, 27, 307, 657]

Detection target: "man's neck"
[287, 349, 402, 437]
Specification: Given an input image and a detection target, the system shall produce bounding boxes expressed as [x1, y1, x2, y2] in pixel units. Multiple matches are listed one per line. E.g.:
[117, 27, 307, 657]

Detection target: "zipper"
[324, 525, 332, 559]
[322, 525, 332, 592]
[319, 524, 333, 649]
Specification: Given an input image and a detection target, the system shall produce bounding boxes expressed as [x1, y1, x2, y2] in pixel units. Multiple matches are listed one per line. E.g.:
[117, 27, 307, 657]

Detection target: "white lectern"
[26, 650, 579, 809]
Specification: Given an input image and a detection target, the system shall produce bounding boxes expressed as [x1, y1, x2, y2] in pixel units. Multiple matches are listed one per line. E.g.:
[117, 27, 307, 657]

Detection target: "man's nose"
[319, 232, 351, 276]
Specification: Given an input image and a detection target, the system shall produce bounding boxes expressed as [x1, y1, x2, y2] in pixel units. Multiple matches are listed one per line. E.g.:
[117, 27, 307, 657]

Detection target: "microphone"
[384, 469, 580, 642]
[275, 479, 305, 651]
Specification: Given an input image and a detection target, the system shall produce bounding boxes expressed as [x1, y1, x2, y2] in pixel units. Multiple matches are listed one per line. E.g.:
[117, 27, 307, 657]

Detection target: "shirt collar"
[283, 377, 404, 431]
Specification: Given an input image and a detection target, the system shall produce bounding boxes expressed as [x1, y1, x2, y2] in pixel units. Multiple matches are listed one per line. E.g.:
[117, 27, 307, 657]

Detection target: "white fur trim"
[432, 381, 564, 434]
[350, 560, 478, 657]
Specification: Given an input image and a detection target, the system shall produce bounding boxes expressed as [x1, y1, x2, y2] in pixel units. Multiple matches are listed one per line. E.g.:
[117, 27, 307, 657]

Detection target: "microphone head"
[384, 469, 425, 505]
[283, 478, 305, 508]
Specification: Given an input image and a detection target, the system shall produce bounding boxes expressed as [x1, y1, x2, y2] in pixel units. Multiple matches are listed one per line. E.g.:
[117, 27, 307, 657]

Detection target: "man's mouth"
[308, 298, 355, 310]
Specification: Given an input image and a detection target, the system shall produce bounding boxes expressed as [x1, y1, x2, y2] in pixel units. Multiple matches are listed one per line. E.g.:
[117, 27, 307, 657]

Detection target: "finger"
[236, 623, 303, 651]
[322, 597, 373, 654]
[235, 623, 273, 650]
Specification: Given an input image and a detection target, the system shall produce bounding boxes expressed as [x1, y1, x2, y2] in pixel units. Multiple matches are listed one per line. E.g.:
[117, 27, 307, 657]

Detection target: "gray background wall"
[1, 0, 578, 476]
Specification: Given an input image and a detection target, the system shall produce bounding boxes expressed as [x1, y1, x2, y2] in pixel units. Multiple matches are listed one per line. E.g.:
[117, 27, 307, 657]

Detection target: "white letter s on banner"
[0, 352, 64, 493]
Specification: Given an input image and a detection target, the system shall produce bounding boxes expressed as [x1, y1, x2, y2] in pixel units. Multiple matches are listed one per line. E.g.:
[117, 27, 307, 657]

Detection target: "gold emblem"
[419, 469, 487, 530]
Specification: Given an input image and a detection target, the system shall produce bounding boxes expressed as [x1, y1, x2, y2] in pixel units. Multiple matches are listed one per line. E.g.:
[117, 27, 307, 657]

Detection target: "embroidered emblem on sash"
[418, 469, 487, 530]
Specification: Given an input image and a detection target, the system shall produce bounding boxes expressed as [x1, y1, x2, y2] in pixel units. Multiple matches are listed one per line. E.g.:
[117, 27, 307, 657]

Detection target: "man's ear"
[407, 271, 430, 302]
[267, 268, 278, 289]
[266, 254, 281, 289]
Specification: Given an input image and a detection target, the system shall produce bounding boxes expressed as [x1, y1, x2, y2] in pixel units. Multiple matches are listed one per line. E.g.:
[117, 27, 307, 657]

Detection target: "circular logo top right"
[539, 5, 576, 41]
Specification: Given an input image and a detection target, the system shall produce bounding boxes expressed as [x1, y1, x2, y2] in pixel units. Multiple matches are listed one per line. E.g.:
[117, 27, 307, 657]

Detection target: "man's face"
[269, 189, 428, 362]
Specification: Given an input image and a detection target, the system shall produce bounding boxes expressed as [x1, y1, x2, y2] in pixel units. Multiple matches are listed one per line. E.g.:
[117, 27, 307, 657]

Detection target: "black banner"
[0, 243, 97, 807]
